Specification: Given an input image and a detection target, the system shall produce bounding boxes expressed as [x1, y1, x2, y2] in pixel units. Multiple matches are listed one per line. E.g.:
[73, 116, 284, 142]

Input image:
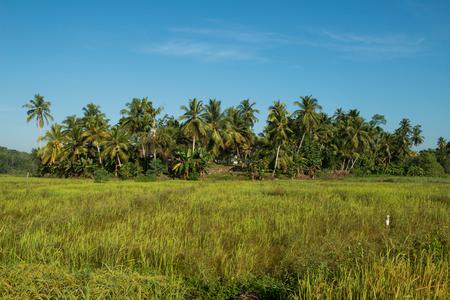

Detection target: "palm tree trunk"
[192, 135, 196, 152]
[296, 132, 306, 154]
[345, 159, 350, 172]
[153, 149, 157, 162]
[96, 144, 102, 165]
[272, 145, 281, 177]
[38, 126, 42, 149]
[349, 157, 358, 171]
[141, 145, 146, 158]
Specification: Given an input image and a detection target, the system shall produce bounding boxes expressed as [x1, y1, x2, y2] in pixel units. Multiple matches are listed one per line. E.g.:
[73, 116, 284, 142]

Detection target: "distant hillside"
[0, 146, 36, 175]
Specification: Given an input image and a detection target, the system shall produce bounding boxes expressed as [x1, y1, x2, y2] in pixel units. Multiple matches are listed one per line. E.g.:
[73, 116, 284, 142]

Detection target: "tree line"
[23, 94, 449, 179]
[0, 146, 36, 175]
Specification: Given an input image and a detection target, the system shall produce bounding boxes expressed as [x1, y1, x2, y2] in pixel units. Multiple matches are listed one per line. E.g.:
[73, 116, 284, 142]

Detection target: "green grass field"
[0, 176, 448, 299]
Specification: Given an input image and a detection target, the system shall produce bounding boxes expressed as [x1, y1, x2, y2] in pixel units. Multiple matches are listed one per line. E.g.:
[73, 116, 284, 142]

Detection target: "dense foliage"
[0, 146, 36, 174]
[24, 94, 449, 179]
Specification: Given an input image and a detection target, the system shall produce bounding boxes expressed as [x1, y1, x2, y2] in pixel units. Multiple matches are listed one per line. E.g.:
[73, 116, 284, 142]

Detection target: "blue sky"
[1, 0, 449, 151]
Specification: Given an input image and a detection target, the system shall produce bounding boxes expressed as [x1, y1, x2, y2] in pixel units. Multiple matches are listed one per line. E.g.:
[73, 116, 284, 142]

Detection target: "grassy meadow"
[0, 176, 448, 299]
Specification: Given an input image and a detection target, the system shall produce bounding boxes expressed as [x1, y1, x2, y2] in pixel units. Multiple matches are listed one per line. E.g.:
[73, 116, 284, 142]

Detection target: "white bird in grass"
[385, 215, 390, 227]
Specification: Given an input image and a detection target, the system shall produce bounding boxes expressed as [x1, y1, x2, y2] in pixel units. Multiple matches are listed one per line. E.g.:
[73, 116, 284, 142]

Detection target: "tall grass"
[0, 176, 448, 298]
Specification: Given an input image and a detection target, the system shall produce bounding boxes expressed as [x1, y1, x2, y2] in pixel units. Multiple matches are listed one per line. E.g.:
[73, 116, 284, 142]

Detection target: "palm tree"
[83, 118, 108, 165]
[223, 107, 247, 159]
[81, 103, 109, 165]
[62, 116, 87, 165]
[266, 101, 292, 176]
[40, 124, 65, 165]
[237, 99, 259, 128]
[102, 126, 130, 176]
[120, 98, 149, 134]
[394, 118, 413, 160]
[411, 125, 424, 146]
[345, 116, 372, 171]
[23, 94, 53, 148]
[203, 99, 224, 156]
[437, 137, 447, 151]
[180, 98, 207, 152]
[293, 95, 322, 153]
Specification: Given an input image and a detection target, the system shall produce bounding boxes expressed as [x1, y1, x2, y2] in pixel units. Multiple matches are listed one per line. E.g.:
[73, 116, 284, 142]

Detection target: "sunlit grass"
[0, 176, 448, 298]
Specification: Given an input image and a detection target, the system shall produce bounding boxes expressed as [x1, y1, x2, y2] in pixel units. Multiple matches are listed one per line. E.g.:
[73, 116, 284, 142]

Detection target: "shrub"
[351, 167, 371, 177]
[384, 164, 404, 176]
[246, 155, 269, 180]
[147, 158, 165, 176]
[187, 171, 199, 181]
[408, 152, 445, 177]
[407, 165, 424, 176]
[118, 162, 135, 179]
[145, 169, 158, 181]
[94, 169, 111, 183]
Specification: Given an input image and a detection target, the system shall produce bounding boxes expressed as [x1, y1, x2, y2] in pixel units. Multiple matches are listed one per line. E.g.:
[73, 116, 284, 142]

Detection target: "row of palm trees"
[24, 93, 435, 178]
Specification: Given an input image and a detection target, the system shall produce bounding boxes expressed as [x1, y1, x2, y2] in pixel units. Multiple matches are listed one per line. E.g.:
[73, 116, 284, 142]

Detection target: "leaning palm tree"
[293, 95, 322, 153]
[102, 126, 130, 176]
[23, 94, 53, 148]
[180, 98, 207, 152]
[266, 101, 292, 176]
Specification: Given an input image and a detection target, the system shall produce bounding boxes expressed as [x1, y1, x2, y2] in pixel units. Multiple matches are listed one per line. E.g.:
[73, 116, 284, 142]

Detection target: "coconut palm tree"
[266, 101, 292, 176]
[203, 99, 225, 156]
[81, 103, 109, 165]
[237, 99, 259, 128]
[62, 116, 87, 166]
[437, 137, 447, 151]
[23, 94, 53, 148]
[394, 118, 413, 160]
[293, 95, 322, 153]
[411, 125, 424, 146]
[120, 97, 162, 158]
[180, 98, 207, 152]
[83, 117, 108, 165]
[345, 116, 372, 171]
[223, 107, 247, 159]
[102, 126, 130, 176]
[40, 124, 65, 165]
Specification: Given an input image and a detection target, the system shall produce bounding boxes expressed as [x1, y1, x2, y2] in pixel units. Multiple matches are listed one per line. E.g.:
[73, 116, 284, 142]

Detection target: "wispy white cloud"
[137, 22, 289, 62]
[139, 39, 266, 62]
[303, 30, 426, 58]
[137, 21, 426, 62]
[169, 26, 291, 45]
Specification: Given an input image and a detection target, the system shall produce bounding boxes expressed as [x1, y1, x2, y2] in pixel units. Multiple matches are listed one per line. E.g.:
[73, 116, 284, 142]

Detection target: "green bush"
[384, 164, 404, 176]
[409, 152, 445, 177]
[407, 165, 425, 176]
[145, 169, 158, 181]
[187, 171, 199, 181]
[118, 162, 134, 179]
[147, 158, 165, 176]
[94, 169, 111, 183]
